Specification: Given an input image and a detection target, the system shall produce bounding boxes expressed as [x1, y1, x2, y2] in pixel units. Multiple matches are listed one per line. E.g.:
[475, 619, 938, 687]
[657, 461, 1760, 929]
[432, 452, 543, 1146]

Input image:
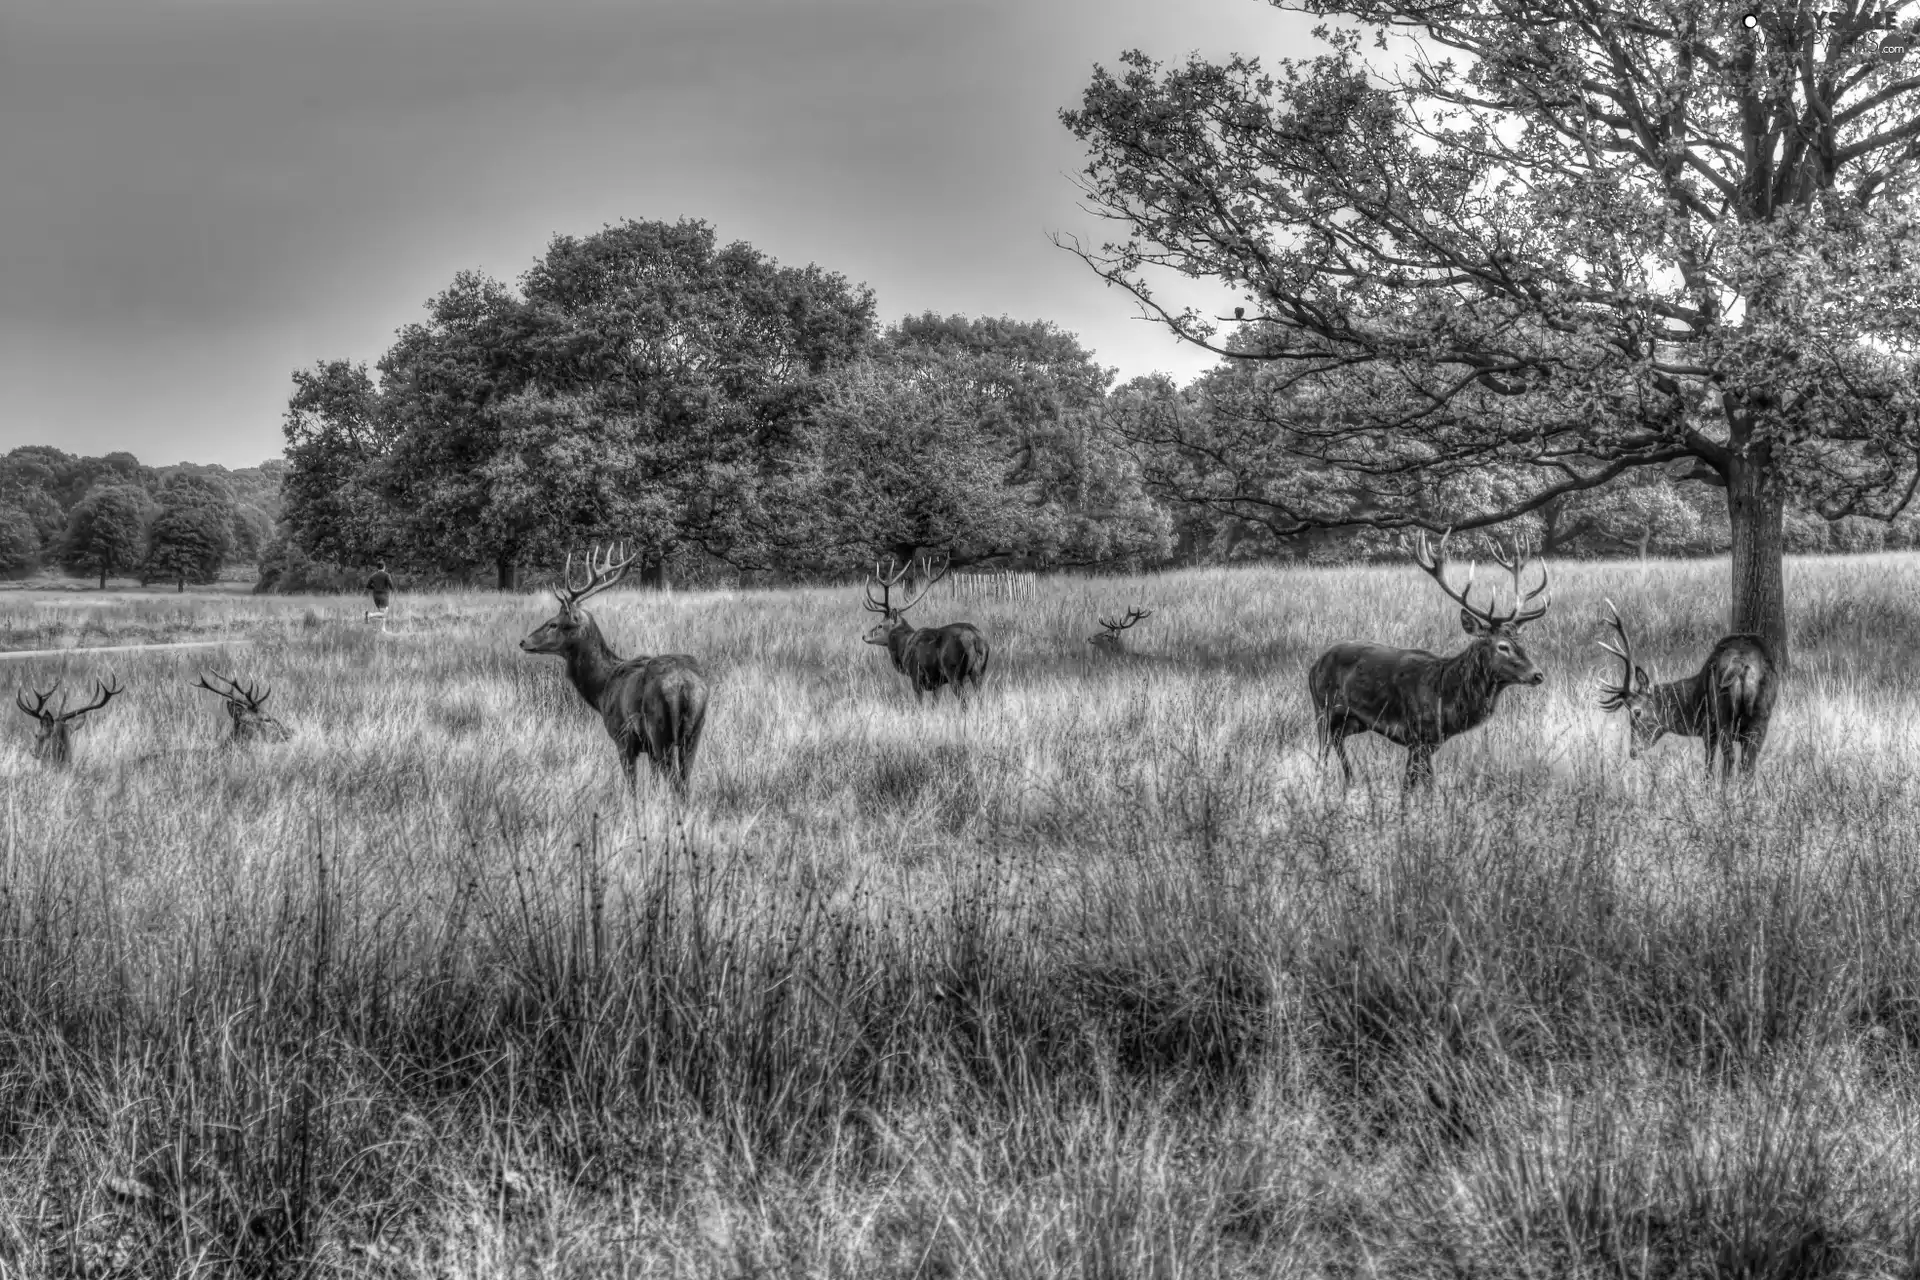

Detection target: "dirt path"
[0, 638, 256, 662]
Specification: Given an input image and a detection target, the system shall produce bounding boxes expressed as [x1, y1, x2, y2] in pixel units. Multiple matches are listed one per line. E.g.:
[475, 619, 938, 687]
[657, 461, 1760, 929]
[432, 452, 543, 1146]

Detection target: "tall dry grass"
[2, 553, 1919, 1276]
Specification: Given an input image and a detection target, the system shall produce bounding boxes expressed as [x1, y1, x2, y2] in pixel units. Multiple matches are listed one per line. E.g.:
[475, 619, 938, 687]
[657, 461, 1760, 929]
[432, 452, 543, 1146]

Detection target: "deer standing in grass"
[15, 679, 123, 766]
[1310, 532, 1551, 789]
[863, 556, 990, 705]
[519, 543, 709, 797]
[192, 672, 292, 745]
[1596, 601, 1777, 778]
[1088, 608, 1152, 656]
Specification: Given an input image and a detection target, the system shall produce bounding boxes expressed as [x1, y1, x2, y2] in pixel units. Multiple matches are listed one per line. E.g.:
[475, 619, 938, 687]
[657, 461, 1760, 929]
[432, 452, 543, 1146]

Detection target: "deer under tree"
[863, 556, 991, 705]
[1088, 607, 1153, 656]
[519, 543, 709, 797]
[1310, 532, 1550, 789]
[15, 678, 123, 766]
[192, 672, 292, 745]
[1596, 601, 1776, 779]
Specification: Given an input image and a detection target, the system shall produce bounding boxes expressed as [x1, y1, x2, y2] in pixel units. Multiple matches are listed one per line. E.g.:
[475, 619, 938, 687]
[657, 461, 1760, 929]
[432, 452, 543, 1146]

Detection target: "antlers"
[1411, 529, 1551, 629]
[193, 671, 271, 711]
[1596, 600, 1649, 710]
[864, 555, 950, 617]
[1098, 608, 1153, 635]
[14, 678, 122, 723]
[557, 542, 639, 610]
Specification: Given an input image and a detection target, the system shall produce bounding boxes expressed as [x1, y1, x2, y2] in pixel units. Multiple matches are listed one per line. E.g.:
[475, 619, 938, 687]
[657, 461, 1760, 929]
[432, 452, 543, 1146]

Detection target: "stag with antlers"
[863, 556, 990, 705]
[1088, 608, 1153, 656]
[1309, 531, 1551, 789]
[1596, 602, 1777, 779]
[519, 543, 709, 797]
[192, 672, 291, 745]
[14, 678, 123, 767]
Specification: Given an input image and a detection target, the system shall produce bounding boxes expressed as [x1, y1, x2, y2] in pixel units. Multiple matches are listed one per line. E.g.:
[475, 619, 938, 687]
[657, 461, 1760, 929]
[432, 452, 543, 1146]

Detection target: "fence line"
[942, 570, 1039, 603]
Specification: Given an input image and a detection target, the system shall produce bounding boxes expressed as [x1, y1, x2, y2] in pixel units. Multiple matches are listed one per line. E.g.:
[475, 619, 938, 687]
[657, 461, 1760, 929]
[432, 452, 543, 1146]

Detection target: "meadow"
[3, 553, 1920, 1277]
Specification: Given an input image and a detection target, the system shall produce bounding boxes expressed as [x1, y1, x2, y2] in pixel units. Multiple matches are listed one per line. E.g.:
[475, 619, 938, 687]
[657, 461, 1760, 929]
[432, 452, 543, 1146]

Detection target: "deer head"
[862, 555, 948, 645]
[1411, 529, 1550, 686]
[191, 671, 290, 744]
[520, 543, 638, 655]
[15, 678, 123, 766]
[1596, 600, 1660, 757]
[1088, 607, 1153, 654]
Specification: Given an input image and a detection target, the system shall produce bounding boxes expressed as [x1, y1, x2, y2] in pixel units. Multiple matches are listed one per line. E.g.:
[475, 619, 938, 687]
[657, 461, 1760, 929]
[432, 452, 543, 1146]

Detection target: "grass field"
[4, 553, 1920, 1277]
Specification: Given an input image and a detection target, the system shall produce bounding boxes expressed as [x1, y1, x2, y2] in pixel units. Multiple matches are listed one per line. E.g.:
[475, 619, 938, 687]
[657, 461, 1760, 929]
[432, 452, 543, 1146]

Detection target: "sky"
[0, 0, 1319, 469]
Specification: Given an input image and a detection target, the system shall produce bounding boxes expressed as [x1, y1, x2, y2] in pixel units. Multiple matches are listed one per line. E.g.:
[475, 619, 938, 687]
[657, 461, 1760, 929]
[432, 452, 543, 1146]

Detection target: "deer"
[1088, 608, 1153, 656]
[15, 678, 124, 766]
[1596, 601, 1777, 779]
[863, 555, 990, 705]
[191, 672, 292, 745]
[1309, 531, 1551, 789]
[519, 542, 709, 798]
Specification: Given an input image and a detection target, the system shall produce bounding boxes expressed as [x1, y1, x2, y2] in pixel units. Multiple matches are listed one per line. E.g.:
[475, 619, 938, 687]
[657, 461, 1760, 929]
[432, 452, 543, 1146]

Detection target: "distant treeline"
[0, 448, 282, 590]
[9, 220, 1912, 595]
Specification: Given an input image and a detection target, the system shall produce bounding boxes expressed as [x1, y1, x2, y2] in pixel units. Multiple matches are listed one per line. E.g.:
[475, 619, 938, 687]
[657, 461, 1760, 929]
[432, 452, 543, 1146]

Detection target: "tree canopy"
[1062, 0, 1920, 663]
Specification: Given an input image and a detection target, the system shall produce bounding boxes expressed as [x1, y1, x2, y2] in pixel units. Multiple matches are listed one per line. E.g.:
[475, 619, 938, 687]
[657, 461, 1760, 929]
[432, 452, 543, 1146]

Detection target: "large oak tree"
[1062, 0, 1920, 666]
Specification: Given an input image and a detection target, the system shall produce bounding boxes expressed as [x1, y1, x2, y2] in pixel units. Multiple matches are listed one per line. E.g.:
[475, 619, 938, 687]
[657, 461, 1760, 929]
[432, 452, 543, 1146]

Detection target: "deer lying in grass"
[15, 678, 123, 766]
[519, 543, 709, 798]
[863, 556, 990, 705]
[192, 672, 292, 745]
[1088, 608, 1153, 656]
[1309, 531, 1551, 789]
[1596, 601, 1777, 778]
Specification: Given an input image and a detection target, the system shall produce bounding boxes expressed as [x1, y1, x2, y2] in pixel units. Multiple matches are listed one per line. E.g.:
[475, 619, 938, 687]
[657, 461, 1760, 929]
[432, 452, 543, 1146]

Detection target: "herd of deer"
[11, 534, 1779, 794]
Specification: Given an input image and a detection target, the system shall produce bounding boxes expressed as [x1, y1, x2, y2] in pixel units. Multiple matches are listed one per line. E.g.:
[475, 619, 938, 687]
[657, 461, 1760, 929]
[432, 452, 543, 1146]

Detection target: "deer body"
[16, 679, 123, 767]
[521, 545, 709, 797]
[1310, 533, 1550, 790]
[1598, 607, 1775, 778]
[193, 673, 291, 745]
[1088, 607, 1152, 657]
[875, 616, 990, 703]
[862, 556, 990, 706]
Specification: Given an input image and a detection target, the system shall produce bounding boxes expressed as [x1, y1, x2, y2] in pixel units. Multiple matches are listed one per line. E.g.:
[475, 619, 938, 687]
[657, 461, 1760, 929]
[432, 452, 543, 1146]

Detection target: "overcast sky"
[0, 0, 1316, 468]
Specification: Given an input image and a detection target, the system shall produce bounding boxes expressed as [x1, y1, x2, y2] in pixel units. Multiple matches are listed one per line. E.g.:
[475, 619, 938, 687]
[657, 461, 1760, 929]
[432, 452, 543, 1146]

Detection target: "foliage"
[0, 505, 39, 577]
[778, 315, 1172, 569]
[280, 360, 397, 568]
[59, 484, 153, 587]
[253, 529, 363, 594]
[1060, 2, 1920, 662]
[143, 489, 236, 590]
[365, 220, 878, 586]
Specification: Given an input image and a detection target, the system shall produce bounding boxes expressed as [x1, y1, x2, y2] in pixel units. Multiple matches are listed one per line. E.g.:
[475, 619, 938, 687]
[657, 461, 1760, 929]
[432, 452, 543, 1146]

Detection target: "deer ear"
[1459, 608, 1486, 635]
[1633, 665, 1651, 692]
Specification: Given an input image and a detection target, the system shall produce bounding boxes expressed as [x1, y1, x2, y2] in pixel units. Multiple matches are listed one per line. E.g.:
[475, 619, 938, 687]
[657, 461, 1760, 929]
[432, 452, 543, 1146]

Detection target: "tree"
[281, 359, 397, 570]
[143, 477, 237, 590]
[776, 315, 1173, 569]
[373, 220, 878, 588]
[144, 503, 232, 590]
[0, 505, 38, 577]
[60, 485, 152, 588]
[1061, 4, 1920, 666]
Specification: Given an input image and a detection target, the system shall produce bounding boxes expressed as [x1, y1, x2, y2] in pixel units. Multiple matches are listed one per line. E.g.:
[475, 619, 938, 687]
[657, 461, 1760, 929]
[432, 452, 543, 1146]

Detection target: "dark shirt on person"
[367, 570, 394, 595]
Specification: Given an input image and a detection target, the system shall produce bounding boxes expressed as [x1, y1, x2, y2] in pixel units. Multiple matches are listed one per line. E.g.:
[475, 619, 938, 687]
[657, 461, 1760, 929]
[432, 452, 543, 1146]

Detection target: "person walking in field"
[365, 561, 395, 631]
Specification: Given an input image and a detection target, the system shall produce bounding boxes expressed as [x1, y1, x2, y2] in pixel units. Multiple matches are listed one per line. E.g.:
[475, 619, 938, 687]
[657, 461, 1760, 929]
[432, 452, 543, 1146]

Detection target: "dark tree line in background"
[273, 218, 1171, 591]
[0, 447, 279, 588]
[267, 213, 1912, 599]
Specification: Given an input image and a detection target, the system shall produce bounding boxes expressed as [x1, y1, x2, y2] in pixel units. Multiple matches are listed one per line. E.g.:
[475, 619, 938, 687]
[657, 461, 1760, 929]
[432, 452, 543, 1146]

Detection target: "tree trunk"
[1726, 454, 1789, 669]
[638, 557, 669, 591]
[495, 558, 519, 591]
[99, 563, 107, 590]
